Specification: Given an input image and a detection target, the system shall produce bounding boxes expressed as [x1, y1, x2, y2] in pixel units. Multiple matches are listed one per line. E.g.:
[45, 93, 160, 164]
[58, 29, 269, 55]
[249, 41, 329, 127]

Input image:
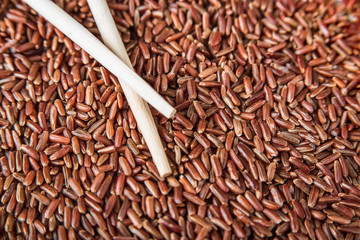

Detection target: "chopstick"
[87, 0, 172, 177]
[23, 0, 176, 119]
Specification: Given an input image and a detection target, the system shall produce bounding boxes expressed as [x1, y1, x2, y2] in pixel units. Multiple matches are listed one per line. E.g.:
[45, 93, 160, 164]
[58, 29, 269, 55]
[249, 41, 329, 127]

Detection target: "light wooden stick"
[87, 0, 171, 177]
[23, 0, 176, 119]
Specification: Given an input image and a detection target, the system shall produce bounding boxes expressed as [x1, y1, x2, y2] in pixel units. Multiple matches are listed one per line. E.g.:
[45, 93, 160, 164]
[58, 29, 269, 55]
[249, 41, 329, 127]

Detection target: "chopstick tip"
[168, 108, 177, 119]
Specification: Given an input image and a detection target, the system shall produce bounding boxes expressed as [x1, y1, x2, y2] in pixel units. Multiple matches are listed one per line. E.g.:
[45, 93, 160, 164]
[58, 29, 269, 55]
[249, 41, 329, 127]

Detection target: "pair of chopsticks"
[23, 0, 173, 177]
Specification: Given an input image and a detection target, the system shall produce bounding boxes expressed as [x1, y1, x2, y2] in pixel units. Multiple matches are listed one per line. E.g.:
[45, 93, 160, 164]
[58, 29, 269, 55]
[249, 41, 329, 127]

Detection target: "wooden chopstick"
[87, 0, 172, 177]
[23, 0, 176, 119]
